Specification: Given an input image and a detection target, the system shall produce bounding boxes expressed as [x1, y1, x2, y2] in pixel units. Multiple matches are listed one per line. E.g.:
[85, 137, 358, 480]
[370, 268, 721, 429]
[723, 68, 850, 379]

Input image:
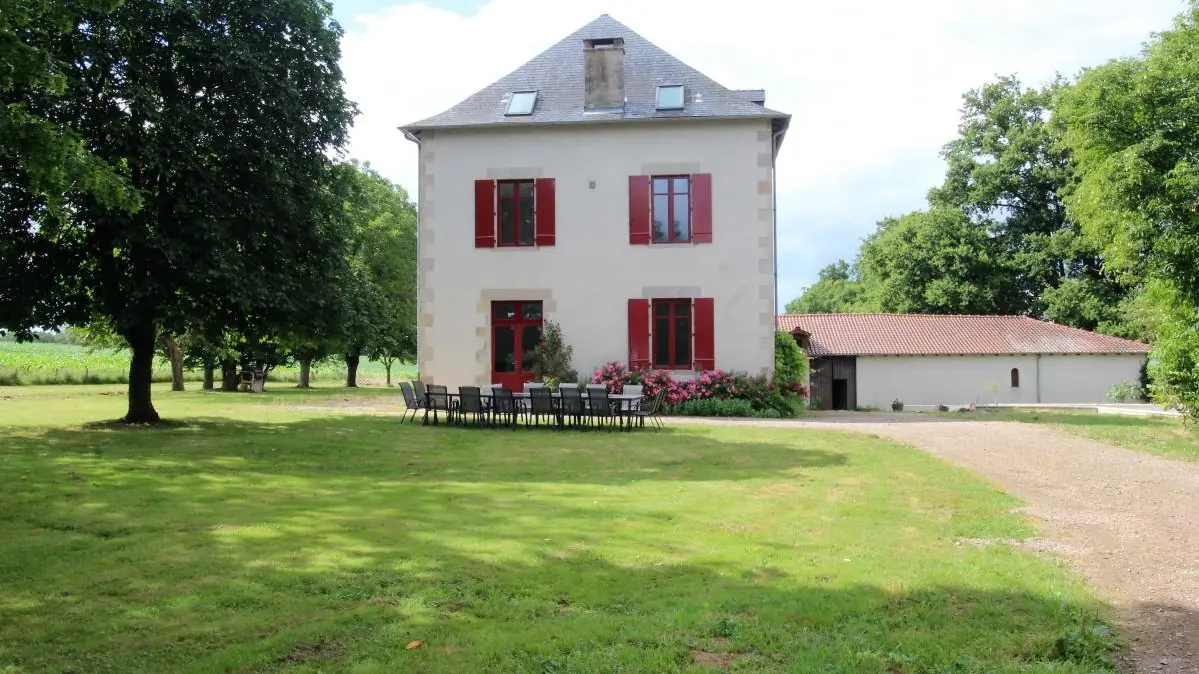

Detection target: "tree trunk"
[202, 363, 215, 391]
[297, 358, 312, 389]
[123, 323, 160, 424]
[344, 352, 360, 388]
[163, 334, 185, 391]
[220, 360, 239, 391]
[384, 360, 393, 386]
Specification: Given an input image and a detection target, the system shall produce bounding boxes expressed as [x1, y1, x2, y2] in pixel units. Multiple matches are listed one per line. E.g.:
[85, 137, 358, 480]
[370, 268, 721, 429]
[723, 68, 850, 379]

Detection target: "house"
[400, 15, 790, 390]
[777, 314, 1151, 410]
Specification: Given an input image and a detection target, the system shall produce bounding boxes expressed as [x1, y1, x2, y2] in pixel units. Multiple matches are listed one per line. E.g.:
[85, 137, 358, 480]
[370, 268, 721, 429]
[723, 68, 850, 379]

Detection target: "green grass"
[0, 341, 414, 386]
[966, 408, 1199, 463]
[0, 388, 1119, 673]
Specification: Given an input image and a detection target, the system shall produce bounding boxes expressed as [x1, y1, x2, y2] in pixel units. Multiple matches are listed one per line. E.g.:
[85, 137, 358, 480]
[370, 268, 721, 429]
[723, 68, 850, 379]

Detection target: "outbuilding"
[777, 314, 1151, 411]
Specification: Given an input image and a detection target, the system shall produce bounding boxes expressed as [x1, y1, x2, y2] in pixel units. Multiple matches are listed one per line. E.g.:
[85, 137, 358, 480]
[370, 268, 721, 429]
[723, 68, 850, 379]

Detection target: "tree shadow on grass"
[0, 412, 1160, 673]
[2, 414, 849, 485]
[0, 528, 1134, 674]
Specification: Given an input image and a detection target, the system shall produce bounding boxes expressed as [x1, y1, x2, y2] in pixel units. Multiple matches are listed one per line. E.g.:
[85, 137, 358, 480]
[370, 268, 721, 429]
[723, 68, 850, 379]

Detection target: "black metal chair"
[631, 390, 667, 430]
[528, 386, 557, 427]
[456, 386, 487, 426]
[586, 387, 619, 430]
[398, 381, 425, 424]
[425, 384, 451, 424]
[558, 385, 585, 427]
[414, 380, 428, 410]
[491, 387, 520, 428]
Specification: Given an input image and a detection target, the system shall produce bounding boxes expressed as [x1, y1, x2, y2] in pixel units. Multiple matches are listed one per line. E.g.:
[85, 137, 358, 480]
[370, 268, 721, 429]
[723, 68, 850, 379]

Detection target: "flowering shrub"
[588, 362, 808, 417]
[640, 368, 689, 406]
[591, 361, 639, 393]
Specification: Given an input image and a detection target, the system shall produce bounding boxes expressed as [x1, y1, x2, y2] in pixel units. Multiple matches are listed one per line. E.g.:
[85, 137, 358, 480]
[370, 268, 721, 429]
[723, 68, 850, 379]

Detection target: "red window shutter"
[474, 179, 495, 248]
[693, 297, 715, 371]
[534, 178, 555, 246]
[691, 173, 713, 244]
[628, 175, 651, 245]
[627, 299, 650, 370]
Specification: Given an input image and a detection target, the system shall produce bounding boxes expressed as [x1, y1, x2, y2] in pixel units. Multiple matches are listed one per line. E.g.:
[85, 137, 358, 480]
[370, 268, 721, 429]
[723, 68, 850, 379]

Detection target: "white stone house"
[401, 15, 790, 390]
[777, 314, 1151, 409]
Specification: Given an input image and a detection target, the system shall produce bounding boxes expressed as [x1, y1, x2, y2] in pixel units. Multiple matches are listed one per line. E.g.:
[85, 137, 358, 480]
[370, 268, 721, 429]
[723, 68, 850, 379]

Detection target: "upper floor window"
[505, 91, 538, 116]
[656, 85, 685, 110]
[652, 176, 690, 243]
[474, 178, 555, 248]
[629, 173, 711, 245]
[498, 180, 535, 246]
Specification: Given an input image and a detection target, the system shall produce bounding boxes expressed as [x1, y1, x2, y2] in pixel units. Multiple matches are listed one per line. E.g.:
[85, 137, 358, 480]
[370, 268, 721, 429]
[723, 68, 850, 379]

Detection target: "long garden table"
[421, 390, 645, 429]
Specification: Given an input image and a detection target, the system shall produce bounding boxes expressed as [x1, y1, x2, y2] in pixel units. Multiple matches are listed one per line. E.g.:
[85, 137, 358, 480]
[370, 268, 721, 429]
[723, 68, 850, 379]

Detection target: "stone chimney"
[584, 38, 624, 110]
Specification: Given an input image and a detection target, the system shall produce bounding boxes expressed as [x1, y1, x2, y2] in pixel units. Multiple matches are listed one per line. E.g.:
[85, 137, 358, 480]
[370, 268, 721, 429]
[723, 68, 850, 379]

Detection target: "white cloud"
[339, 0, 1186, 306]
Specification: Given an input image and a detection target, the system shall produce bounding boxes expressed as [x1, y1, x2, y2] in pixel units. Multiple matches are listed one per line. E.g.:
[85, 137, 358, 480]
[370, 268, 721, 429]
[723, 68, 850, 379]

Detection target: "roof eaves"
[400, 111, 791, 136]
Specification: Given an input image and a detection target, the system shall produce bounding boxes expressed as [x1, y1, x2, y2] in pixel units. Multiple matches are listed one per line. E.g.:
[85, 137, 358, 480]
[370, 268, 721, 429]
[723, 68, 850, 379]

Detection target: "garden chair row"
[398, 381, 664, 430]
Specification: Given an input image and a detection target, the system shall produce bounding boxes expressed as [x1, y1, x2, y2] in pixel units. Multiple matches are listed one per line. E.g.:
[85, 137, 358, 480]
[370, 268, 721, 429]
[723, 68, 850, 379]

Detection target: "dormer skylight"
[656, 85, 685, 110]
[505, 91, 538, 116]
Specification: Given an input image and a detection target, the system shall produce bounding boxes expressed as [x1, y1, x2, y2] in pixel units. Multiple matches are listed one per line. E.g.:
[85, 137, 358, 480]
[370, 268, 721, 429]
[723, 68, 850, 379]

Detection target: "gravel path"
[680, 415, 1199, 673]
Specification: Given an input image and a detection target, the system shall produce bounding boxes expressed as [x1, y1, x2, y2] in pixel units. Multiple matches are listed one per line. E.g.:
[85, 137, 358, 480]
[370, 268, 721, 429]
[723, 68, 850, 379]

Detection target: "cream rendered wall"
[855, 354, 1147, 408]
[415, 120, 777, 388]
[1039, 354, 1146, 403]
[856, 355, 1040, 408]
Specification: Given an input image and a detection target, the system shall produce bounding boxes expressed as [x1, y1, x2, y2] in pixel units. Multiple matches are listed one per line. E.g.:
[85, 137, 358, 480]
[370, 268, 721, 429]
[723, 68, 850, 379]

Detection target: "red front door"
[491, 301, 543, 392]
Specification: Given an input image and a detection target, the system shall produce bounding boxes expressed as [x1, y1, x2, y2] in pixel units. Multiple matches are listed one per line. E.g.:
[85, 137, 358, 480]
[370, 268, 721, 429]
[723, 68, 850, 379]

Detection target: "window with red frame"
[652, 299, 692, 369]
[497, 180, 535, 246]
[651, 176, 690, 243]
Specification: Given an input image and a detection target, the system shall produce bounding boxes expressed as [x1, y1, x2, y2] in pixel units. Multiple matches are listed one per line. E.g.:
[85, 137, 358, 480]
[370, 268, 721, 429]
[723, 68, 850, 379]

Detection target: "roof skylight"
[505, 91, 538, 116]
[656, 85, 685, 110]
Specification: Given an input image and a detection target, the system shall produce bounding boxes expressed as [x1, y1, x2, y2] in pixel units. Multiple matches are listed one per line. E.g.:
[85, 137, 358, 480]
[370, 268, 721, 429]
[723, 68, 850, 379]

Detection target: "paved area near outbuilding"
[681, 414, 1199, 674]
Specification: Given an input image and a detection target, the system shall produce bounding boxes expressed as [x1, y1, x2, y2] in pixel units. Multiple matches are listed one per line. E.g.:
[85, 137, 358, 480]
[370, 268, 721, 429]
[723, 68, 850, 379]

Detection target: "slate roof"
[776, 314, 1151, 357]
[401, 14, 789, 135]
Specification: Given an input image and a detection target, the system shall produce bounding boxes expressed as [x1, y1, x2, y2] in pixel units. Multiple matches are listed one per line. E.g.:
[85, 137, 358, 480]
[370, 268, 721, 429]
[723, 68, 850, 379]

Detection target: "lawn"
[0, 340, 414, 386]
[0, 387, 1118, 673]
[967, 408, 1199, 463]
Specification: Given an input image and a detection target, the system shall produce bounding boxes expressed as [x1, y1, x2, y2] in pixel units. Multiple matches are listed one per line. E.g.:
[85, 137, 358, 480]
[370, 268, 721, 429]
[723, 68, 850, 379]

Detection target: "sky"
[333, 0, 1187, 309]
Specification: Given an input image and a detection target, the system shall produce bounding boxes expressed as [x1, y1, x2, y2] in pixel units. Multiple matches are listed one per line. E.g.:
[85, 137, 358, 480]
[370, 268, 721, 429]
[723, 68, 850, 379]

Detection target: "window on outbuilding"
[656, 85, 685, 110]
[1010, 368, 1020, 388]
[505, 91, 538, 116]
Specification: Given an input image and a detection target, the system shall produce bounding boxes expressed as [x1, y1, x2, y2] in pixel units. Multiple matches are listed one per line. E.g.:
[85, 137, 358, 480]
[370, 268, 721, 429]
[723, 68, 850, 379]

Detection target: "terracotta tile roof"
[400, 14, 789, 134]
[776, 314, 1151, 357]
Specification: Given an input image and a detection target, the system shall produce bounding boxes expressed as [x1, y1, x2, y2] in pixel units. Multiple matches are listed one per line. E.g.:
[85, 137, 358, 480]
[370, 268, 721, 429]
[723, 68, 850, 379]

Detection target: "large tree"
[929, 75, 1126, 327]
[339, 161, 417, 388]
[857, 208, 1016, 314]
[0, 0, 136, 211]
[783, 260, 870, 314]
[1058, 1, 1199, 416]
[0, 0, 357, 422]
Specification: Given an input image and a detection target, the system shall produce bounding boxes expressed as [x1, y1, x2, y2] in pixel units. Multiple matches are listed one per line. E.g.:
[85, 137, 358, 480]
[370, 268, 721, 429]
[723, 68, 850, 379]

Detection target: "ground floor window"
[652, 299, 691, 369]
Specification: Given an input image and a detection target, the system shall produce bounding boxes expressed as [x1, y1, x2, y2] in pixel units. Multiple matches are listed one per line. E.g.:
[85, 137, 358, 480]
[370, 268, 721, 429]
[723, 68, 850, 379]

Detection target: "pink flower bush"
[591, 361, 635, 393]
[588, 362, 805, 416]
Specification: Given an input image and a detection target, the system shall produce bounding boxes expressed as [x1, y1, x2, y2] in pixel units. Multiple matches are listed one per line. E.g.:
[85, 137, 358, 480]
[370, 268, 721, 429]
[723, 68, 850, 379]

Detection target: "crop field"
[0, 341, 414, 386]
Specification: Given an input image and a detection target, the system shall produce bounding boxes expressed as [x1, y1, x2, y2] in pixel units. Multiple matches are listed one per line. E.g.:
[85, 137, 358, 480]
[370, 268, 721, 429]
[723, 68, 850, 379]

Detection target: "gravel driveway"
[681, 415, 1199, 673]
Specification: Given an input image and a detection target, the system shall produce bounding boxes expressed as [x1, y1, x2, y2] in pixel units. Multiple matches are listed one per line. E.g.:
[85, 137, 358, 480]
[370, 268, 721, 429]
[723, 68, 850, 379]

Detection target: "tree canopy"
[0, 0, 358, 422]
[783, 261, 867, 314]
[1057, 1, 1199, 417]
[788, 74, 1126, 325]
[785, 1, 1199, 416]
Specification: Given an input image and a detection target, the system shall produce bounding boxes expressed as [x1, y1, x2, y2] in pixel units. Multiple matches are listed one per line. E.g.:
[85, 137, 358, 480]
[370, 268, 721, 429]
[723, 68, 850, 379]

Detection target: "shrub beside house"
[585, 331, 808, 418]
